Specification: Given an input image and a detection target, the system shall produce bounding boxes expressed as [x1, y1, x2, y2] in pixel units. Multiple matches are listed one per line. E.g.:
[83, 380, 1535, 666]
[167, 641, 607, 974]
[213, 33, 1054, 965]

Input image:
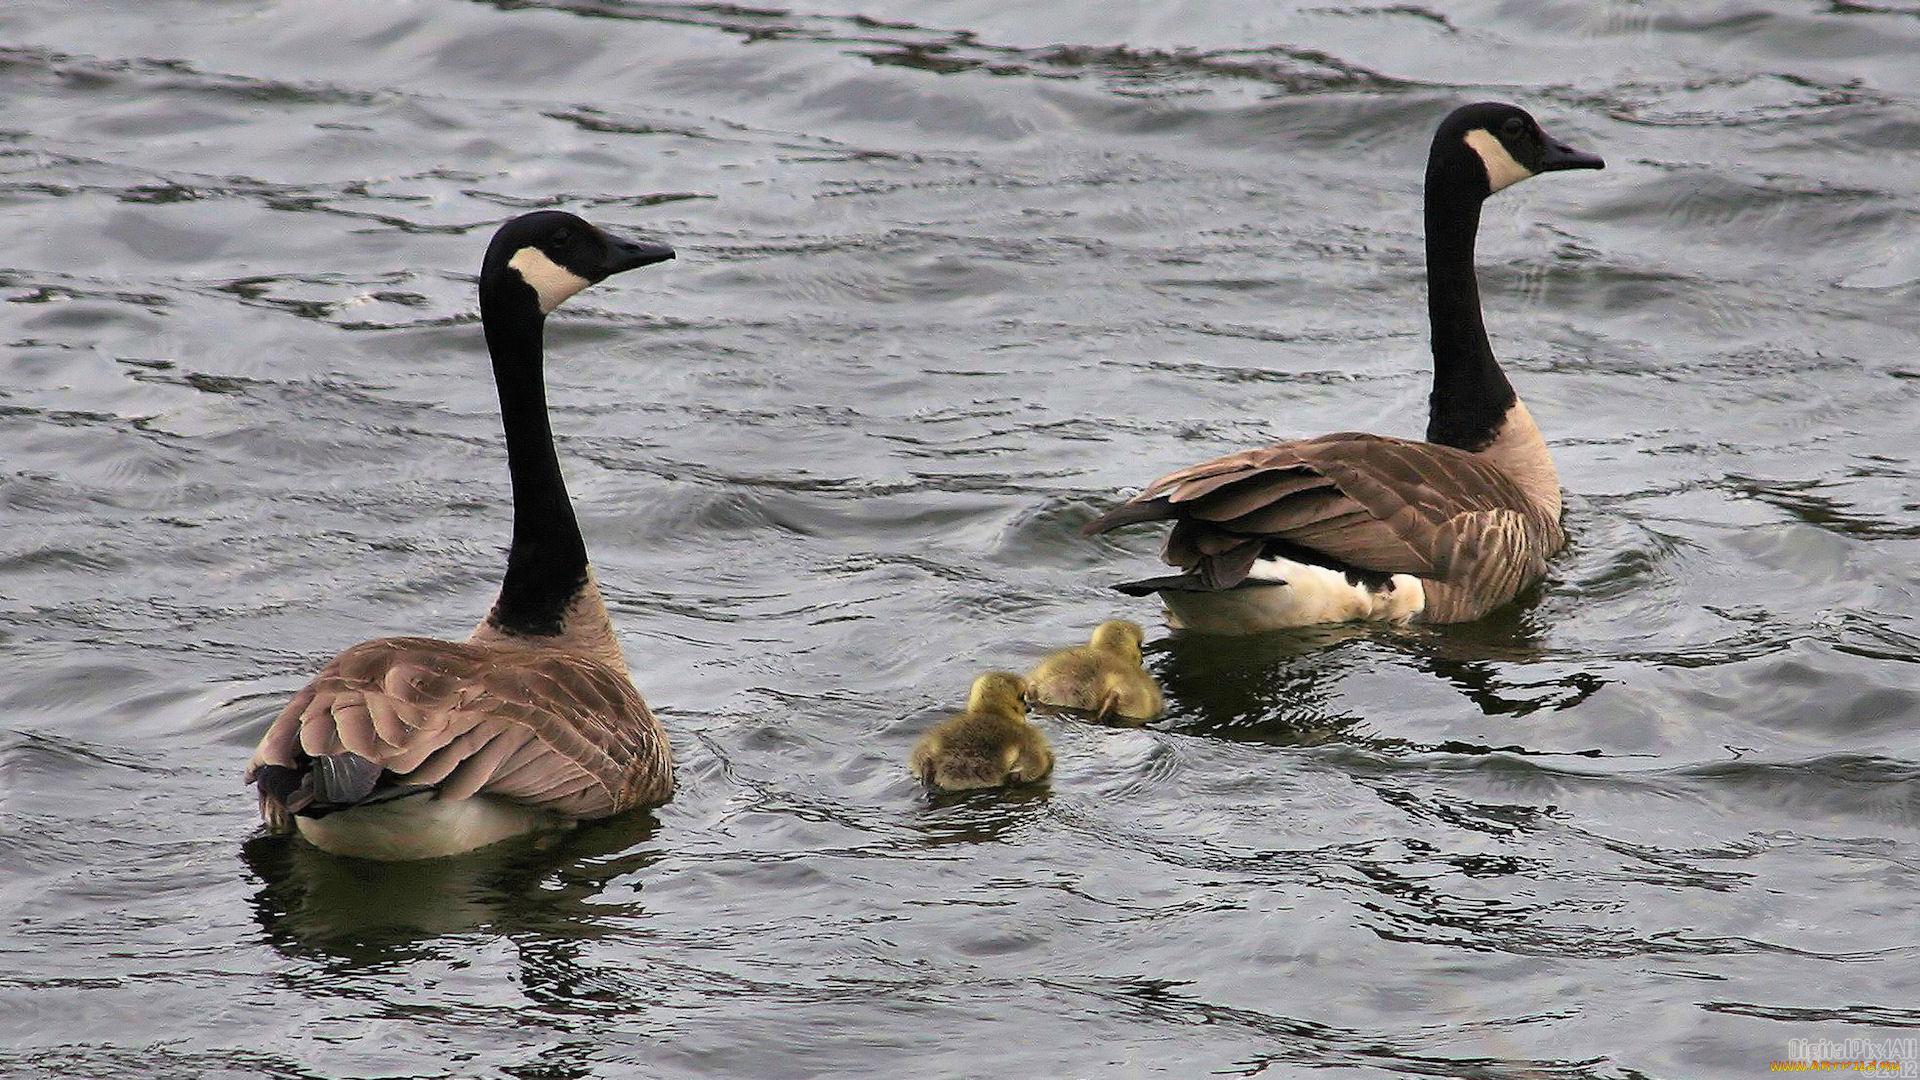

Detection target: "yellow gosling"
[1026, 620, 1163, 724]
[909, 672, 1053, 791]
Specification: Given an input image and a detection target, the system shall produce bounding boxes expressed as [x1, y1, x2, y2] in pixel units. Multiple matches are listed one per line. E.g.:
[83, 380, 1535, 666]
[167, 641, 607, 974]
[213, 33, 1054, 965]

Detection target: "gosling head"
[1435, 102, 1604, 199]
[1086, 619, 1146, 662]
[482, 210, 676, 316]
[965, 671, 1029, 719]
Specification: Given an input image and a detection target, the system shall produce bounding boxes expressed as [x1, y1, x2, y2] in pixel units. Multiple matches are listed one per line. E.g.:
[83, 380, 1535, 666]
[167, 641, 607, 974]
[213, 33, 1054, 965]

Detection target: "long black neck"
[1423, 155, 1515, 452]
[480, 281, 588, 637]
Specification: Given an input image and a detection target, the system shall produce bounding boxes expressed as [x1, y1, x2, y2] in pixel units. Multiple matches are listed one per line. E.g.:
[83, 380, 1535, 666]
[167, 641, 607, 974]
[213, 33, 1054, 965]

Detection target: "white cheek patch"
[507, 247, 593, 314]
[1464, 128, 1534, 193]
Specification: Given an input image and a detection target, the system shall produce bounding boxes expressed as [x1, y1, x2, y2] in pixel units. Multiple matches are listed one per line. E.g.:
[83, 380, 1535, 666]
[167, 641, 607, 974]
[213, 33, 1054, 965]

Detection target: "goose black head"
[1434, 102, 1605, 199]
[483, 210, 676, 315]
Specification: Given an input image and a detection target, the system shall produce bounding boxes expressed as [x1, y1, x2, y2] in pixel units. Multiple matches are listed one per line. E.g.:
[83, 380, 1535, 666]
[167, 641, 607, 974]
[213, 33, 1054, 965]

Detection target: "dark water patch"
[209, 274, 441, 326]
[0, 544, 131, 576]
[1036, 973, 1619, 1080]
[868, 41, 1411, 99]
[181, 687, 297, 748]
[498, 0, 1406, 98]
[1357, 749, 1920, 834]
[1165, 318, 1418, 349]
[1835, 615, 1920, 666]
[543, 104, 736, 145]
[0, 727, 169, 782]
[1153, 630, 1378, 736]
[1583, 168, 1904, 259]
[1701, 1000, 1920, 1028]
[0, 44, 395, 111]
[1724, 473, 1920, 540]
[985, 492, 1137, 570]
[0, 1045, 318, 1080]
[1595, 72, 1886, 130]
[1675, 754, 1920, 822]
[1, 271, 173, 313]
[0, 662, 159, 716]
[1551, 508, 1690, 605]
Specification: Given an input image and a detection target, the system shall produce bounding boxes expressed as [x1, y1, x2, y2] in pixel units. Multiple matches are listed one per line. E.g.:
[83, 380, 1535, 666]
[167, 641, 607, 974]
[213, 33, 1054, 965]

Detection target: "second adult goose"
[246, 211, 677, 860]
[1085, 102, 1603, 634]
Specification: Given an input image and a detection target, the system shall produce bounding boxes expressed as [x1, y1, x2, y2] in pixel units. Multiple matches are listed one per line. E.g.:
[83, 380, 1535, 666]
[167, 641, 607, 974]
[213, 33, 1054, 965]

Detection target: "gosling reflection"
[1026, 619, 1164, 725]
[909, 672, 1053, 792]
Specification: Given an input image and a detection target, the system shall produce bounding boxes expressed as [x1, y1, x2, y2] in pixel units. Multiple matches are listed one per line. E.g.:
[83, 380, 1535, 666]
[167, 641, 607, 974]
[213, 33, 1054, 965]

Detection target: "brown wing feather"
[1086, 432, 1564, 614]
[1177, 469, 1333, 521]
[1137, 451, 1267, 500]
[1208, 487, 1352, 533]
[1418, 510, 1552, 623]
[246, 637, 672, 821]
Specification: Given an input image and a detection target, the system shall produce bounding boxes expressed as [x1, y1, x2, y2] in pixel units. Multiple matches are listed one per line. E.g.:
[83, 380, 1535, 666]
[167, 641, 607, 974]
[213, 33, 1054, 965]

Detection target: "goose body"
[246, 211, 677, 860]
[1085, 103, 1603, 634]
[910, 672, 1054, 791]
[1026, 620, 1164, 723]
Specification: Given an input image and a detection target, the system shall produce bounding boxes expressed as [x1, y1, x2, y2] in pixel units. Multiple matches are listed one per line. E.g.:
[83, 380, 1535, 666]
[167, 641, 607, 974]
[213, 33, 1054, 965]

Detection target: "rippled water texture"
[2, 1, 1917, 1077]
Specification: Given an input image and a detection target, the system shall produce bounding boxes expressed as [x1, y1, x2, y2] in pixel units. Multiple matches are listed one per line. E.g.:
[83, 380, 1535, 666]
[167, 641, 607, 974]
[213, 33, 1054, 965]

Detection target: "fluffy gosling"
[1025, 619, 1163, 724]
[909, 672, 1054, 791]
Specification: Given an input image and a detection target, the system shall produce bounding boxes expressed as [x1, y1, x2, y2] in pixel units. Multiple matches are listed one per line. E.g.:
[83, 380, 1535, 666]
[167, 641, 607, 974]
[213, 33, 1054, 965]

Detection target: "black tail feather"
[252, 763, 302, 815]
[313, 752, 387, 808]
[1113, 538, 1274, 596]
[1113, 571, 1286, 596]
[1114, 573, 1199, 596]
[255, 753, 433, 821]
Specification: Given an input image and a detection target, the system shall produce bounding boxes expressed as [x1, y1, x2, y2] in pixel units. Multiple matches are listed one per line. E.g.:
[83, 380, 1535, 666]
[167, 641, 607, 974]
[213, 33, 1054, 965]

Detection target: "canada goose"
[1026, 620, 1164, 724]
[909, 672, 1054, 791]
[1084, 102, 1604, 634]
[245, 210, 678, 861]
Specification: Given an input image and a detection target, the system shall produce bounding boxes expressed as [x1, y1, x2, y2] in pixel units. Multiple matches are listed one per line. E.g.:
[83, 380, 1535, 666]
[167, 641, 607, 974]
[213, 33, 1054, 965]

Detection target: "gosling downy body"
[910, 672, 1054, 792]
[1085, 103, 1604, 634]
[246, 211, 678, 861]
[1026, 620, 1163, 724]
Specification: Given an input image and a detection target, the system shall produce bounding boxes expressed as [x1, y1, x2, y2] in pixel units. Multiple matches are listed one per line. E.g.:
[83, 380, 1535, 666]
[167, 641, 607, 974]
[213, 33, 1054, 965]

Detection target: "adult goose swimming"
[1084, 102, 1604, 634]
[246, 210, 677, 861]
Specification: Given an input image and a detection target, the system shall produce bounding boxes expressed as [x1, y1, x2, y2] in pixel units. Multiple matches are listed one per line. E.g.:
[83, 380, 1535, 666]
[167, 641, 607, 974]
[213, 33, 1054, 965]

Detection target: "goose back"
[247, 636, 673, 825]
[1087, 431, 1565, 624]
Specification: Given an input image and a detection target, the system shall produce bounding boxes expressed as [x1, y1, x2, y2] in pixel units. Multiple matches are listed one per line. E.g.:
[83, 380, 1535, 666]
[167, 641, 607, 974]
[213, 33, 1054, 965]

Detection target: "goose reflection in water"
[240, 810, 660, 957]
[1151, 612, 1606, 753]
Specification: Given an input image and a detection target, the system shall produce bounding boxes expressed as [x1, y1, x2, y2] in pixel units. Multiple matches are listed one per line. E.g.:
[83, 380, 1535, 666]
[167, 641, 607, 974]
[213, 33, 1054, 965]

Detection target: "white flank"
[295, 794, 569, 861]
[1464, 128, 1533, 193]
[508, 246, 593, 314]
[1160, 558, 1426, 635]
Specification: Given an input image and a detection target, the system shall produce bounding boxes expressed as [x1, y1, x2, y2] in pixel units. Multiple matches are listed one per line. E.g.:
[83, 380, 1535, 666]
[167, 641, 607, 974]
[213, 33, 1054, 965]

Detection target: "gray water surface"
[2, 1, 1918, 1077]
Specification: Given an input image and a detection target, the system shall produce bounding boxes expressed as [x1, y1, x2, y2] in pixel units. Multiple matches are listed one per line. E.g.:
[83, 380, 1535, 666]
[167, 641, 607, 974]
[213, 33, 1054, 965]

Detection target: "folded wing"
[246, 637, 672, 825]
[1085, 433, 1562, 622]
